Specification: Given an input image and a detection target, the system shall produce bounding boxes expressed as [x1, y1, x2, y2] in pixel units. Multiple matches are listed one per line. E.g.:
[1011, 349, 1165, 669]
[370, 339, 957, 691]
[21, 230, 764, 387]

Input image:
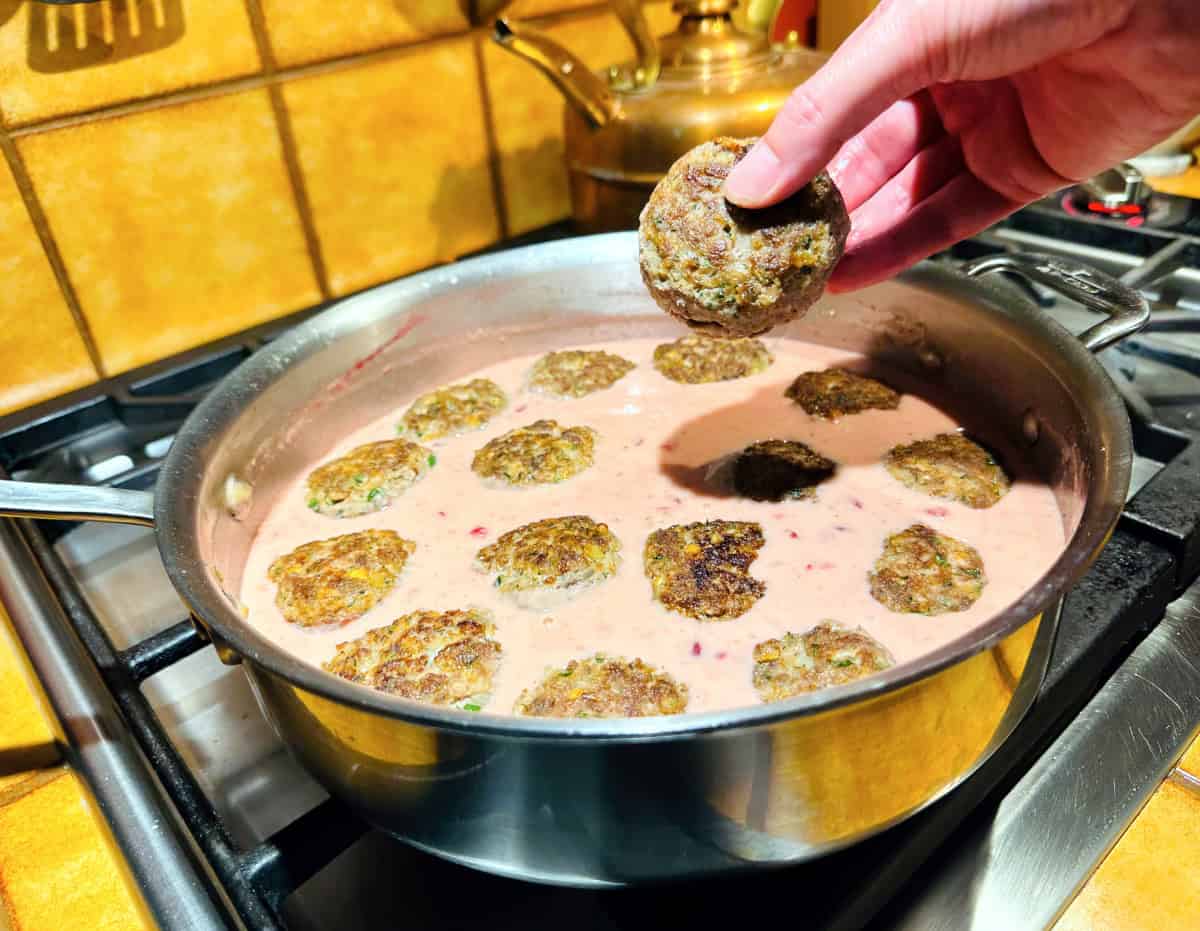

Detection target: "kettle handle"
[612, 0, 661, 87]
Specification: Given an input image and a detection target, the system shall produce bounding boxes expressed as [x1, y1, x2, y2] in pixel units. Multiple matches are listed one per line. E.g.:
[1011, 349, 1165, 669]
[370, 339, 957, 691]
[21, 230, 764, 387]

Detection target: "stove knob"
[1080, 162, 1151, 211]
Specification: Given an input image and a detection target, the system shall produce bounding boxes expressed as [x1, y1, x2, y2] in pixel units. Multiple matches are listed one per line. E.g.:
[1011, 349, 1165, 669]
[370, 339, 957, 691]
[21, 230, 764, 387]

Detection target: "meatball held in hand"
[638, 137, 849, 338]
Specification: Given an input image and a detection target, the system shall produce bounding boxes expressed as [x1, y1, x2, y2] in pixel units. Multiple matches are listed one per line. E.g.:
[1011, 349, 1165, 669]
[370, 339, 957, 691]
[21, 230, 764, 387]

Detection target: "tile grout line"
[0, 766, 67, 810]
[241, 0, 332, 300]
[0, 131, 108, 379]
[471, 26, 511, 242]
[6, 1, 620, 140]
[8, 72, 272, 138]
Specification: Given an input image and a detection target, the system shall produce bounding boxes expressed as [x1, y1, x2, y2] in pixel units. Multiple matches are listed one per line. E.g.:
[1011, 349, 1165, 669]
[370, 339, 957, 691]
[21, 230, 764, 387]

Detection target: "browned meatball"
[268, 529, 415, 628]
[324, 608, 501, 708]
[638, 137, 849, 337]
[304, 439, 433, 518]
[785, 368, 900, 420]
[514, 654, 688, 718]
[400, 378, 507, 441]
[885, 433, 1010, 508]
[753, 621, 894, 702]
[528, 349, 636, 398]
[710, 439, 837, 502]
[652, 334, 773, 384]
[471, 420, 597, 486]
[644, 520, 766, 621]
[475, 515, 621, 596]
[869, 524, 986, 615]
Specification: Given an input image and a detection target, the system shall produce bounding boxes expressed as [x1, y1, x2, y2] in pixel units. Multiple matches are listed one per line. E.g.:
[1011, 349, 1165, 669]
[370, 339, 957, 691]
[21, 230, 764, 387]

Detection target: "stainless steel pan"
[0, 234, 1149, 885]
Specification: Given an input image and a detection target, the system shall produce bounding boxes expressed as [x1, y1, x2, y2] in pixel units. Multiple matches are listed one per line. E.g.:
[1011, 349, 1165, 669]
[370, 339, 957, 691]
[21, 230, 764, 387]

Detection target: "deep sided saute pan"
[0, 233, 1148, 885]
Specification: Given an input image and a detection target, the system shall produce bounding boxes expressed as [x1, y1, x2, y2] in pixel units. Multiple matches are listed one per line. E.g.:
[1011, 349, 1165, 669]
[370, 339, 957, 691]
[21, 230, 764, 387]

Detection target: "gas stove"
[3, 186, 1200, 931]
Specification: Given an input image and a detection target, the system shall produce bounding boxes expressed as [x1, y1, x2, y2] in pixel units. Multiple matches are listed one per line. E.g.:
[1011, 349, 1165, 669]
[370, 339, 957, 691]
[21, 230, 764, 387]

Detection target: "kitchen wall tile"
[1179, 732, 1200, 777]
[1054, 779, 1200, 931]
[0, 608, 58, 775]
[482, 2, 679, 236]
[816, 0, 876, 51]
[0, 0, 260, 127]
[498, 0, 600, 18]
[0, 156, 97, 413]
[283, 39, 500, 297]
[19, 89, 320, 375]
[260, 0, 470, 69]
[0, 771, 152, 930]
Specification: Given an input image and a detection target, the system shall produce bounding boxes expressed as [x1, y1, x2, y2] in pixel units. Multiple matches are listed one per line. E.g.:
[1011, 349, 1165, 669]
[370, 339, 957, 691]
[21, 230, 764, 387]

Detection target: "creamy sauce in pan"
[239, 337, 1065, 715]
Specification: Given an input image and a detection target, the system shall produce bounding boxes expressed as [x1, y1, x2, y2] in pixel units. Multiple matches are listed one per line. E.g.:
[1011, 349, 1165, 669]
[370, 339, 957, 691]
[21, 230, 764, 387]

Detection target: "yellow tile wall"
[0, 605, 152, 930]
[282, 38, 499, 296]
[0, 153, 97, 414]
[20, 88, 320, 374]
[0, 0, 826, 411]
[815, 0, 876, 51]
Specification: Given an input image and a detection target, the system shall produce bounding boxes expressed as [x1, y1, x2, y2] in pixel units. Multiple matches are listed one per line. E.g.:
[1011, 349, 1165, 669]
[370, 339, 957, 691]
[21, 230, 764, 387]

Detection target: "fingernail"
[724, 142, 782, 207]
[843, 223, 863, 252]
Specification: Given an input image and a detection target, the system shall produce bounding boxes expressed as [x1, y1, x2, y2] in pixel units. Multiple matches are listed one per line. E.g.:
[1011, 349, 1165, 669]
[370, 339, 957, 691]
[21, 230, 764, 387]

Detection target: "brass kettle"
[491, 0, 829, 233]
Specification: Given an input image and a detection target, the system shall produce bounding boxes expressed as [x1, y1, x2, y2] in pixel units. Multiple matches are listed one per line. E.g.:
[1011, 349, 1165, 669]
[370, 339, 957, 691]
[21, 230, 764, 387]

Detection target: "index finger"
[723, 2, 937, 208]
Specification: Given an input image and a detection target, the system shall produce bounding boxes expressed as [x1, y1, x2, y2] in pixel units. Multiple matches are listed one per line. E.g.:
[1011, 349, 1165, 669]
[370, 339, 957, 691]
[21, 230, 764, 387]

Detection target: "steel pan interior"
[151, 232, 1130, 881]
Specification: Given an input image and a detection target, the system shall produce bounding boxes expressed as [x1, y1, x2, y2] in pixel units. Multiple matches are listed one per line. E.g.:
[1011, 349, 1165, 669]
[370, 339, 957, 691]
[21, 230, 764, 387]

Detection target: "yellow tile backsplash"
[0, 604, 58, 774]
[20, 88, 320, 375]
[0, 154, 98, 412]
[283, 39, 499, 296]
[0, 770, 153, 930]
[0, 0, 831, 410]
[0, 0, 261, 127]
[260, 0, 470, 68]
[502, 0, 601, 18]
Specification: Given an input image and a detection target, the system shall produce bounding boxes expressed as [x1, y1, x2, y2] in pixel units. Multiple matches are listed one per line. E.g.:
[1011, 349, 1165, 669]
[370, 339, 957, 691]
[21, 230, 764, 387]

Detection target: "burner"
[1061, 187, 1194, 229]
[1058, 161, 1199, 231]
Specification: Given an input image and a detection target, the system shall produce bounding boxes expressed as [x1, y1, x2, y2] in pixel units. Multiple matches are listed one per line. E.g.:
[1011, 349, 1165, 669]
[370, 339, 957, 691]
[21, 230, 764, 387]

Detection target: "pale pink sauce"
[240, 338, 1066, 715]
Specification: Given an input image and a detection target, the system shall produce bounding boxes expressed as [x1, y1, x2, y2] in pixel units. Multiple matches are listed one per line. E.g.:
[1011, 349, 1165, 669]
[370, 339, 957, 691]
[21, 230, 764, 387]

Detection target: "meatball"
[869, 524, 986, 615]
[652, 334, 773, 384]
[514, 654, 688, 718]
[707, 438, 836, 502]
[400, 378, 507, 441]
[638, 137, 849, 337]
[324, 608, 501, 708]
[785, 368, 900, 420]
[885, 433, 1010, 509]
[471, 419, 596, 486]
[304, 439, 433, 518]
[268, 529, 415, 628]
[752, 621, 894, 702]
[528, 349, 636, 398]
[475, 515, 620, 595]
[644, 520, 766, 621]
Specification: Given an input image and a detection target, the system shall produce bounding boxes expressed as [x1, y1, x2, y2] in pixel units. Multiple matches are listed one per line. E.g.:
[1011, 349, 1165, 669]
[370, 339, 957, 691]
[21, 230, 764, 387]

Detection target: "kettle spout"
[492, 18, 616, 129]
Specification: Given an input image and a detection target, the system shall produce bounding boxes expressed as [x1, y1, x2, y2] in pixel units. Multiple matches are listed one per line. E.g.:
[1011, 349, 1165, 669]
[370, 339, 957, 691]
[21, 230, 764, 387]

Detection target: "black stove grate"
[4, 210, 1200, 930]
[16, 521, 362, 929]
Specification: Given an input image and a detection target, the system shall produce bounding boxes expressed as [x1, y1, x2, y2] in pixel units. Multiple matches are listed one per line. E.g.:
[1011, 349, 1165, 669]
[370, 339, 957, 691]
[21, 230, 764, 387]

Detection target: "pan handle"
[962, 252, 1150, 353]
[0, 481, 154, 527]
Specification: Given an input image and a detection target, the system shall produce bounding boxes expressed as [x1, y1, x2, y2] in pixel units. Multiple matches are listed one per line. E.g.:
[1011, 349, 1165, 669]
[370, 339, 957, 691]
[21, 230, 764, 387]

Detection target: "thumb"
[724, 2, 941, 208]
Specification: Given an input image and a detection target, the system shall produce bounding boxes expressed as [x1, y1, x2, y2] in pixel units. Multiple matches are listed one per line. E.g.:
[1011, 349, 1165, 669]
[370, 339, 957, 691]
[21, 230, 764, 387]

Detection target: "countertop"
[0, 604, 153, 930]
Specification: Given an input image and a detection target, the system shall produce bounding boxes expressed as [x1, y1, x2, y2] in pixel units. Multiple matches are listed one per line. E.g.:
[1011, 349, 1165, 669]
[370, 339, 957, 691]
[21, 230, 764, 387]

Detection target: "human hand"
[724, 0, 1200, 291]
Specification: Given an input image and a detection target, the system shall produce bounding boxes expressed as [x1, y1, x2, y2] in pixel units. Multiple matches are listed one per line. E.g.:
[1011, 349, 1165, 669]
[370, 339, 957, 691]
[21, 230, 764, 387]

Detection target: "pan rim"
[155, 231, 1131, 742]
